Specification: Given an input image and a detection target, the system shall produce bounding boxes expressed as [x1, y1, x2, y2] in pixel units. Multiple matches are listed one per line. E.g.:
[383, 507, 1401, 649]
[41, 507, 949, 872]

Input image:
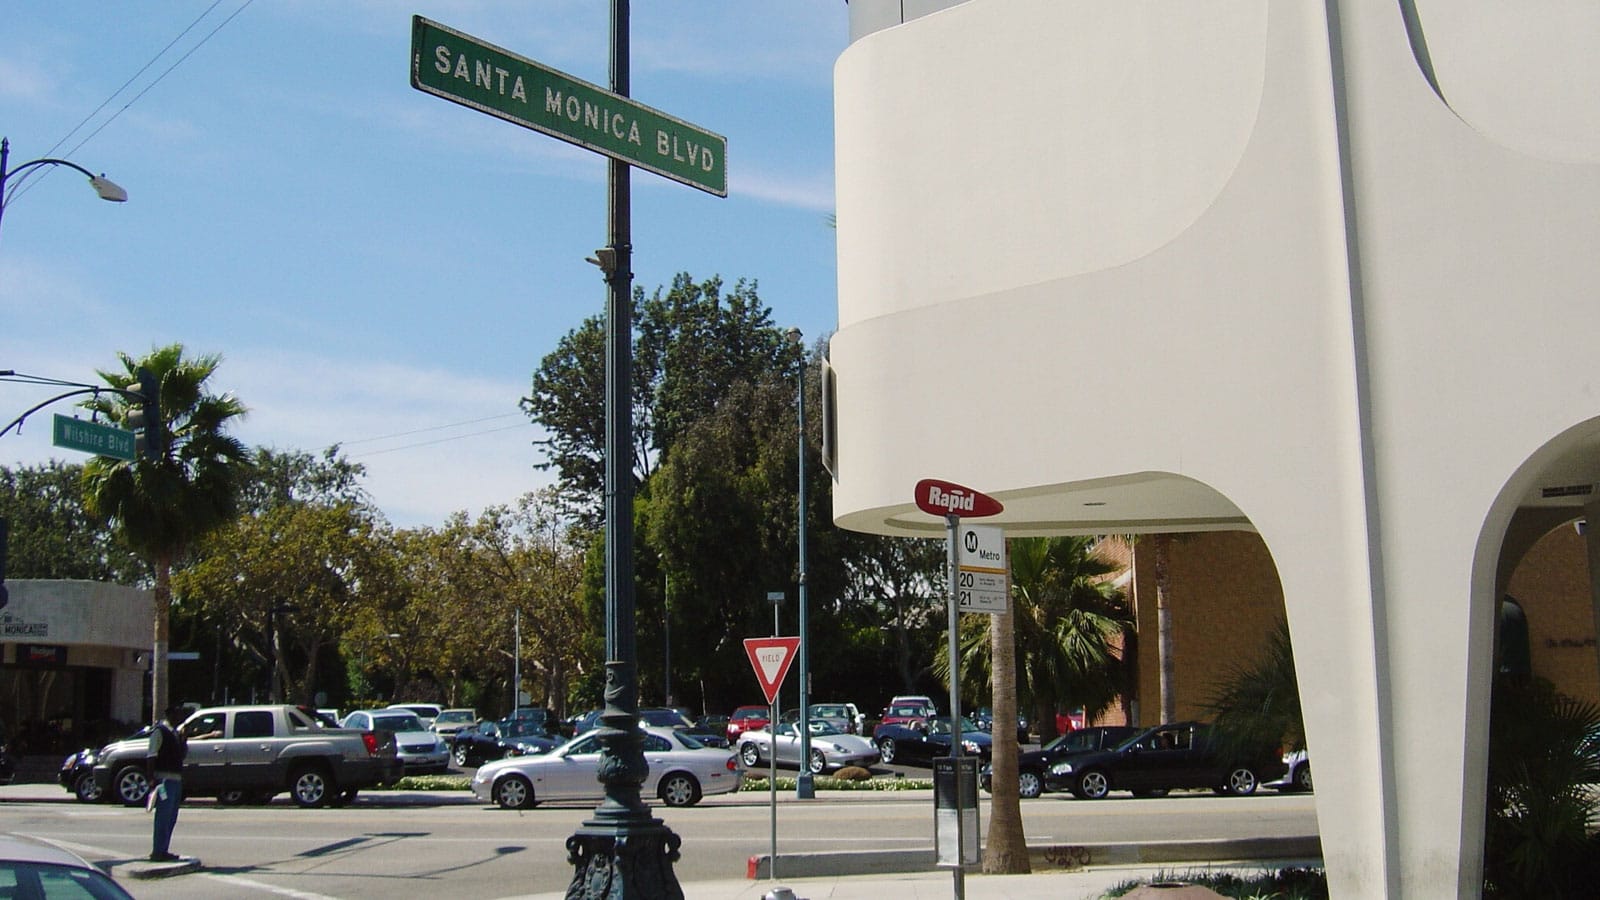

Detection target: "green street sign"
[52, 414, 136, 461]
[410, 16, 728, 197]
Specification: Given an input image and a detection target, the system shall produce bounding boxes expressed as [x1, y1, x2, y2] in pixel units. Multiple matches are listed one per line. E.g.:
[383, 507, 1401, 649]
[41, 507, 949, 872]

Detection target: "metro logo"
[913, 478, 1003, 518]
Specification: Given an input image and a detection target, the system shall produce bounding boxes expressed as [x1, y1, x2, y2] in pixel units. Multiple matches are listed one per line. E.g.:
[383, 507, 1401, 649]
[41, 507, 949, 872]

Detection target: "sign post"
[745, 634, 800, 886]
[914, 478, 1003, 898]
[410, 8, 726, 896]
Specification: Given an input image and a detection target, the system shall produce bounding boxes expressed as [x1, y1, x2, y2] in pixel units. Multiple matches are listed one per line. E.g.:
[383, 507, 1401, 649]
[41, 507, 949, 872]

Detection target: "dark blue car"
[873, 715, 992, 766]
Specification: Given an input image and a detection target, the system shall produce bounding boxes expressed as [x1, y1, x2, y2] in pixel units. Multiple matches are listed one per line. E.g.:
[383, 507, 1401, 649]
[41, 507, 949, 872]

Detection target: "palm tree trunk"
[1154, 534, 1176, 723]
[982, 597, 1030, 873]
[151, 556, 173, 723]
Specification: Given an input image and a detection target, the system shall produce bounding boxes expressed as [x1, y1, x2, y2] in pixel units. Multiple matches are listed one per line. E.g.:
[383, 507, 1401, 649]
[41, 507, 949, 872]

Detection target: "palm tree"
[81, 344, 249, 721]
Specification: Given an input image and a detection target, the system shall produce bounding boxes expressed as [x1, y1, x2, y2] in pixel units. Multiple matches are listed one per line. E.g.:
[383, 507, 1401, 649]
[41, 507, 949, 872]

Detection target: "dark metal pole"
[566, 1, 683, 895]
[792, 331, 813, 799]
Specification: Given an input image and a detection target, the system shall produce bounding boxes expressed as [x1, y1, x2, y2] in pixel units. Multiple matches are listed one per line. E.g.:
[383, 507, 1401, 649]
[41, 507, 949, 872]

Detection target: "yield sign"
[743, 637, 801, 705]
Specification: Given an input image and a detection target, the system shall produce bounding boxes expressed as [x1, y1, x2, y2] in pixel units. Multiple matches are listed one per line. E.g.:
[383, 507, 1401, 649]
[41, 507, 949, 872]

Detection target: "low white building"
[1, 580, 151, 737]
[831, 2, 1600, 897]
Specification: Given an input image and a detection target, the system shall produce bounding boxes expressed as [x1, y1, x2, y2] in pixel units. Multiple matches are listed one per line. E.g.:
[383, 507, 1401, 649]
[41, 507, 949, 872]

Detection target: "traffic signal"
[130, 366, 163, 460]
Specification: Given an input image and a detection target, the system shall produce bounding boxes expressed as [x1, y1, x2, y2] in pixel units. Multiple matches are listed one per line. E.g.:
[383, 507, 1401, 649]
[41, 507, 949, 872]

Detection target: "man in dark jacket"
[147, 705, 188, 862]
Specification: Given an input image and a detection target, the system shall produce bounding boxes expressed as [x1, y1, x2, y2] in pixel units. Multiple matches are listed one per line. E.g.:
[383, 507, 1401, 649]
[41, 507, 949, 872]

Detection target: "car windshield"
[927, 717, 979, 736]
[370, 713, 425, 733]
[1046, 730, 1103, 752]
[434, 711, 474, 724]
[639, 709, 693, 728]
[0, 861, 133, 900]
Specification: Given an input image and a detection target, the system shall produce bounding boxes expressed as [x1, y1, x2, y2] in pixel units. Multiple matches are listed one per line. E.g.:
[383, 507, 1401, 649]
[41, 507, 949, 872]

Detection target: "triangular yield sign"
[743, 637, 801, 705]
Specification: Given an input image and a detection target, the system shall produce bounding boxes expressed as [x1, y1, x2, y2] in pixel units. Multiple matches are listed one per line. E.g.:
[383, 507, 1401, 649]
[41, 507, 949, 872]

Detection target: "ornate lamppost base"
[565, 822, 684, 900]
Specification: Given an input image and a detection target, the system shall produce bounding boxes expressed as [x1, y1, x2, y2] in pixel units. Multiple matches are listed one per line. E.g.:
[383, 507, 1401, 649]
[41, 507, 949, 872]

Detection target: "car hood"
[812, 734, 876, 753]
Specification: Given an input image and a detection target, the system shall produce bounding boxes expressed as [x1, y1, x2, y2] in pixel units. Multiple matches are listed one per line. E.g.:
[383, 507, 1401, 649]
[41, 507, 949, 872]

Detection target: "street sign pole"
[914, 478, 1002, 899]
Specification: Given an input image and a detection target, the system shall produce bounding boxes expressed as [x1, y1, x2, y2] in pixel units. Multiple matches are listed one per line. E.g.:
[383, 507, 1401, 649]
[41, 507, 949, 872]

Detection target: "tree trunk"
[982, 596, 1030, 874]
[1155, 533, 1176, 723]
[150, 555, 173, 722]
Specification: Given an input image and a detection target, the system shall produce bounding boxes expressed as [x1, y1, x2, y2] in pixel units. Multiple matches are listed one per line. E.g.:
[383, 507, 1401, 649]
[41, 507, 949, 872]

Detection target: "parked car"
[566, 708, 604, 736]
[449, 719, 561, 767]
[471, 725, 740, 809]
[878, 702, 936, 731]
[635, 707, 729, 748]
[696, 713, 731, 735]
[91, 705, 399, 807]
[738, 721, 879, 774]
[981, 725, 1140, 798]
[1267, 749, 1312, 793]
[343, 709, 449, 776]
[430, 708, 478, 737]
[781, 703, 864, 735]
[726, 705, 770, 742]
[1042, 721, 1278, 799]
[0, 833, 135, 899]
[504, 707, 561, 736]
[58, 725, 154, 803]
[972, 706, 1032, 744]
[386, 703, 443, 729]
[874, 716, 993, 765]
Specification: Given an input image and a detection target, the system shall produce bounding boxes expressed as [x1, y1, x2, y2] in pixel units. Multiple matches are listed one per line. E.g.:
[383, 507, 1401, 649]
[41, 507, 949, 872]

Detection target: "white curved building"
[831, 2, 1600, 896]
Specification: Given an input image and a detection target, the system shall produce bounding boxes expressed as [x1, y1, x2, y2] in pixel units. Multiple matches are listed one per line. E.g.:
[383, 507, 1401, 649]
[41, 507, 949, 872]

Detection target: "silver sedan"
[738, 723, 879, 774]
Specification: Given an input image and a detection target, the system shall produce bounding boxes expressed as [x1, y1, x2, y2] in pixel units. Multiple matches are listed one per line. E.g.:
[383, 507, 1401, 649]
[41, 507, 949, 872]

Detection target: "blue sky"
[2, 1, 845, 527]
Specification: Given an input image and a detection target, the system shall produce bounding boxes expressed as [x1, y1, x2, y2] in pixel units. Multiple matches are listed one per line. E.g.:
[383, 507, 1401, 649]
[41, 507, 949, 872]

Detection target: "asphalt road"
[6, 780, 1317, 899]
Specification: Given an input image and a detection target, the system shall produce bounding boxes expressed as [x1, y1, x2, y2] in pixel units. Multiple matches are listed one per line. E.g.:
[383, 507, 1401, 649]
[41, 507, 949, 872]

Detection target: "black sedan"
[873, 716, 992, 766]
[449, 720, 560, 767]
[981, 725, 1141, 798]
[1041, 721, 1277, 799]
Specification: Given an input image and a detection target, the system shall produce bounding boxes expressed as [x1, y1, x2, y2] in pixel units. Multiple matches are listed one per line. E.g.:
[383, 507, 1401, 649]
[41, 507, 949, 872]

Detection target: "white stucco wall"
[831, 2, 1600, 897]
[4, 580, 151, 722]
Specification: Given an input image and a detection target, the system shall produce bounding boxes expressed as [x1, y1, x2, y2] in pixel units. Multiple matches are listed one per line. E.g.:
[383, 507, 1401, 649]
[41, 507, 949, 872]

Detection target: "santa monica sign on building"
[410, 16, 727, 197]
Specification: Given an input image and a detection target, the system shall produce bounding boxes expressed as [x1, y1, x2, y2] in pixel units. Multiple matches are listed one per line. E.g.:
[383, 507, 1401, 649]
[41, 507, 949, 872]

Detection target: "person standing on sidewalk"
[147, 705, 188, 862]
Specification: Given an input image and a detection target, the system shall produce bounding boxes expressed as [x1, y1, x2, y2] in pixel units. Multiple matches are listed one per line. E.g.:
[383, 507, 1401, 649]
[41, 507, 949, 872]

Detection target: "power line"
[8, 1, 253, 204]
[338, 413, 523, 447]
[341, 422, 530, 459]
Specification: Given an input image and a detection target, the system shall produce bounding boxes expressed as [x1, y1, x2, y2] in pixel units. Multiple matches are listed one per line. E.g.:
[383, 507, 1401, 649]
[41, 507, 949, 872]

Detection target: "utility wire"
[338, 413, 523, 447]
[342, 423, 530, 459]
[7, 0, 253, 204]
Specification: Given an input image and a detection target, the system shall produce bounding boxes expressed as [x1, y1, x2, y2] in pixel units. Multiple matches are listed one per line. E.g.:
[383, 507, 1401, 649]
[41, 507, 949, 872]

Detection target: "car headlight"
[962, 740, 980, 754]
[830, 744, 847, 753]
[1049, 762, 1075, 775]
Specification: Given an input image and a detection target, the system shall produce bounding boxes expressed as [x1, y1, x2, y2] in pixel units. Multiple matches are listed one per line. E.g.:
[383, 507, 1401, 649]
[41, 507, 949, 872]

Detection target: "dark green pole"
[565, 0, 683, 894]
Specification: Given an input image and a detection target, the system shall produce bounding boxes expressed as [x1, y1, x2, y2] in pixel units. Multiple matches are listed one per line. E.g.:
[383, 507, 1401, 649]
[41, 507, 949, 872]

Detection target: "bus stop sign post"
[914, 479, 1002, 898]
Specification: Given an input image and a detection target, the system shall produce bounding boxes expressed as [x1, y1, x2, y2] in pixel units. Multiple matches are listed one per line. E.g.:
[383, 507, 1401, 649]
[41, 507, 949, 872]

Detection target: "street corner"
[113, 855, 202, 879]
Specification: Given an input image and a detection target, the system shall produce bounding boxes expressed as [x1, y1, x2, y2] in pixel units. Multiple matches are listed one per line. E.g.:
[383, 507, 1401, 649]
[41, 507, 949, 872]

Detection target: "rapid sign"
[914, 478, 1004, 518]
[410, 17, 727, 197]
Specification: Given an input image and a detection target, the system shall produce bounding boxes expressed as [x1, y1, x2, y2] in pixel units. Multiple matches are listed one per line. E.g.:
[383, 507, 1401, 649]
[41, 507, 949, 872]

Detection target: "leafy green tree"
[80, 345, 249, 721]
[522, 273, 790, 526]
[0, 461, 143, 582]
[176, 501, 380, 705]
[1205, 618, 1303, 755]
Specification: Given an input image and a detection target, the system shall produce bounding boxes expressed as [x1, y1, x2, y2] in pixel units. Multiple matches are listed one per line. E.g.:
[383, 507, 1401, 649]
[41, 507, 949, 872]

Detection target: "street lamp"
[786, 327, 814, 799]
[0, 137, 128, 239]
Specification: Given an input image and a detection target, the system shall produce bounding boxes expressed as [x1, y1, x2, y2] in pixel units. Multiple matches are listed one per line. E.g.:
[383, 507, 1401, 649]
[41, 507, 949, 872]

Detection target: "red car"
[726, 705, 770, 742]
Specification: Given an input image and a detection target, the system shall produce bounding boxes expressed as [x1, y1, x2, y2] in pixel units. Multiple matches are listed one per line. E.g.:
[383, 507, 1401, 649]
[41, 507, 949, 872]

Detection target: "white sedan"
[738, 722, 880, 774]
[471, 726, 740, 809]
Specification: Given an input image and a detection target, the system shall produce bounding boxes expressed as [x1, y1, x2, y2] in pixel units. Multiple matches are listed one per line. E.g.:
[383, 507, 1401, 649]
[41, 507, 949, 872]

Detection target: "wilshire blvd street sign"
[52, 414, 135, 461]
[410, 16, 727, 197]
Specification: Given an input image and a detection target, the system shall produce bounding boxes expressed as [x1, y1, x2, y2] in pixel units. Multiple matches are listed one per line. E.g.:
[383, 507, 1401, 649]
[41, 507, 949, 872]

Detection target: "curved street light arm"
[0, 385, 150, 440]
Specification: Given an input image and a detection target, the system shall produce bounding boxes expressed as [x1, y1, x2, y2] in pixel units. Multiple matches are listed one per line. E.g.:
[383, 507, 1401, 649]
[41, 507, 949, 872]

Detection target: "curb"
[745, 836, 1322, 880]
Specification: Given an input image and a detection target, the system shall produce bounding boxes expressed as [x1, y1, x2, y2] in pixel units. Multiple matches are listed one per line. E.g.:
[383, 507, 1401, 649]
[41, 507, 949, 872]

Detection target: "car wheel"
[494, 774, 535, 810]
[72, 772, 103, 803]
[739, 742, 761, 767]
[1294, 763, 1313, 793]
[452, 745, 471, 767]
[808, 749, 827, 775]
[658, 773, 702, 808]
[878, 739, 896, 764]
[217, 789, 248, 805]
[1075, 769, 1111, 800]
[289, 764, 334, 808]
[1017, 770, 1043, 799]
[1225, 766, 1259, 796]
[113, 766, 151, 807]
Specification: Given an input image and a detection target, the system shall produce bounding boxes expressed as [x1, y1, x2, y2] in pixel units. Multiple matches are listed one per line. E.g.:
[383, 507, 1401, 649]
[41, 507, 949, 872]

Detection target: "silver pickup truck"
[90, 704, 401, 807]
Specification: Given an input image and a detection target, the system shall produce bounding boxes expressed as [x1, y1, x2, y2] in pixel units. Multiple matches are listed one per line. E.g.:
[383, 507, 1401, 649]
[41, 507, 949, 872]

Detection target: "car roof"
[0, 834, 103, 869]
